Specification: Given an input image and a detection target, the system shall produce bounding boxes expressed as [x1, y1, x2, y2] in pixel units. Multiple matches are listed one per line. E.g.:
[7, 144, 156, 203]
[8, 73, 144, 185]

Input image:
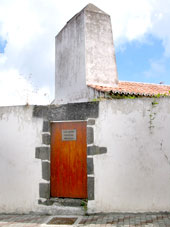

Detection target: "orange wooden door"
[51, 122, 87, 198]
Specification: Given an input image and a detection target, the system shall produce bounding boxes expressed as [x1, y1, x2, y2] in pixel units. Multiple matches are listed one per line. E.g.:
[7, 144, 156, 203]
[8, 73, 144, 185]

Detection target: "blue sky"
[116, 35, 170, 84]
[0, 0, 170, 105]
[0, 34, 168, 85]
[1, 34, 168, 84]
[0, 37, 6, 53]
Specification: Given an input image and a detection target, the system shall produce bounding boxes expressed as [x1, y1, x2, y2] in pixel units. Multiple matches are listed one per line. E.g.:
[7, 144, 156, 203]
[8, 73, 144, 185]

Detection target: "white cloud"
[0, 69, 52, 106]
[102, 0, 153, 43]
[0, 0, 170, 105]
[148, 1, 170, 57]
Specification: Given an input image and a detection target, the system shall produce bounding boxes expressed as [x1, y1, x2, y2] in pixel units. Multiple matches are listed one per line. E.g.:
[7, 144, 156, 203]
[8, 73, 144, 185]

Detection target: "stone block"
[38, 199, 54, 206]
[33, 106, 48, 118]
[42, 134, 51, 145]
[39, 183, 50, 199]
[42, 161, 50, 181]
[87, 119, 95, 125]
[99, 147, 107, 154]
[87, 127, 94, 144]
[87, 177, 94, 200]
[35, 147, 50, 160]
[43, 121, 50, 132]
[87, 158, 94, 174]
[87, 146, 107, 155]
[87, 145, 99, 155]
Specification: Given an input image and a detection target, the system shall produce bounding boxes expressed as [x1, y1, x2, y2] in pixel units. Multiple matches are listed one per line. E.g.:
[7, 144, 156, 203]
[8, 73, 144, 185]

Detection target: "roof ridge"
[87, 82, 170, 97]
[119, 80, 170, 86]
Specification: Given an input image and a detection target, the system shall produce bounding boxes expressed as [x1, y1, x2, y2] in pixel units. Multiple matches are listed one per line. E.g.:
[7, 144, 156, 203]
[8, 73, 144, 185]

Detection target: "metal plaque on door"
[62, 129, 77, 141]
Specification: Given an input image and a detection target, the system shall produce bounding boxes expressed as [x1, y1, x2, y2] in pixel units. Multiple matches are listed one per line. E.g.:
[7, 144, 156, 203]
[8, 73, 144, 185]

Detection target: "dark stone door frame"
[33, 102, 107, 206]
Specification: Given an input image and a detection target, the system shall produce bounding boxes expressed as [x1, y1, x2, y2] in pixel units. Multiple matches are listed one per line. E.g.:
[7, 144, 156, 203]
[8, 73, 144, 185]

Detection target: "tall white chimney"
[55, 3, 118, 104]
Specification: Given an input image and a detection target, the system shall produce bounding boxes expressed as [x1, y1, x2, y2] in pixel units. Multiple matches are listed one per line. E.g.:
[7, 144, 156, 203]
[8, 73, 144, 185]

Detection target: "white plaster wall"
[89, 98, 170, 212]
[0, 106, 43, 214]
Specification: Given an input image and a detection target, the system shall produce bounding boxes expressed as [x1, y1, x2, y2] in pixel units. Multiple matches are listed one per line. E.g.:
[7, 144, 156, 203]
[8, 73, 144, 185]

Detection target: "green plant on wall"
[81, 199, 88, 213]
[147, 92, 169, 133]
[92, 92, 138, 101]
[92, 91, 170, 102]
[148, 98, 159, 133]
[108, 93, 137, 99]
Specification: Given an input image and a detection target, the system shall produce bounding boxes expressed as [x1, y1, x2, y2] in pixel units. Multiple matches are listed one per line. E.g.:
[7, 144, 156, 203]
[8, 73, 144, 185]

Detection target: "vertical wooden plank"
[51, 122, 87, 198]
[69, 122, 87, 198]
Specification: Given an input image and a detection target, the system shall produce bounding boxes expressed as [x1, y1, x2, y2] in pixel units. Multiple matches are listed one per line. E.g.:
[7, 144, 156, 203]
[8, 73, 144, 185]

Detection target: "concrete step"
[37, 198, 87, 215]
[37, 204, 85, 215]
[50, 198, 85, 207]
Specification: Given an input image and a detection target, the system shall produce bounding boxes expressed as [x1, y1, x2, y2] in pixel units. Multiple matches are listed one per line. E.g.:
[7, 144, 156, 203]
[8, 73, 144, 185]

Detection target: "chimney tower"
[55, 3, 118, 104]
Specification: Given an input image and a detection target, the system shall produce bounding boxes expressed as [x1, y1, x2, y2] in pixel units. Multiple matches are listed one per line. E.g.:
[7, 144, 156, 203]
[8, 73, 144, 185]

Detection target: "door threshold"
[39, 198, 87, 208]
[49, 198, 87, 207]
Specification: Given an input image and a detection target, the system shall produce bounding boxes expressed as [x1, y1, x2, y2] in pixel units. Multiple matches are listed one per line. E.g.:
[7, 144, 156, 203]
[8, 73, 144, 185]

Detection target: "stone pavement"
[0, 213, 170, 226]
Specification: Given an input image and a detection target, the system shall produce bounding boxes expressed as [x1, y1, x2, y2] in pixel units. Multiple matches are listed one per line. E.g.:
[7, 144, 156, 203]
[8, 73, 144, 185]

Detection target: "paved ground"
[0, 213, 170, 226]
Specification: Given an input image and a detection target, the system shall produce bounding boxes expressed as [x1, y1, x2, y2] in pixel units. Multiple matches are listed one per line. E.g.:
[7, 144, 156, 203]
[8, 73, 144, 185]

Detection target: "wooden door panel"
[51, 122, 87, 198]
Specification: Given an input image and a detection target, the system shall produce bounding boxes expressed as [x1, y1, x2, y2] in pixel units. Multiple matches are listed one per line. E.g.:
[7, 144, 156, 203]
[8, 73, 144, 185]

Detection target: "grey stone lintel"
[33, 102, 99, 121]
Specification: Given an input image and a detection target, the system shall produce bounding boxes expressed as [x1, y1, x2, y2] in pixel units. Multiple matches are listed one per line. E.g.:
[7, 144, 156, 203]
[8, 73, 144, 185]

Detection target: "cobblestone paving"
[0, 213, 170, 226]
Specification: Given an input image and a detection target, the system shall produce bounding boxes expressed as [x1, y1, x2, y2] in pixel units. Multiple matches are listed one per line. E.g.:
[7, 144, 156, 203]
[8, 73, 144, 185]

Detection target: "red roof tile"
[88, 81, 170, 97]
